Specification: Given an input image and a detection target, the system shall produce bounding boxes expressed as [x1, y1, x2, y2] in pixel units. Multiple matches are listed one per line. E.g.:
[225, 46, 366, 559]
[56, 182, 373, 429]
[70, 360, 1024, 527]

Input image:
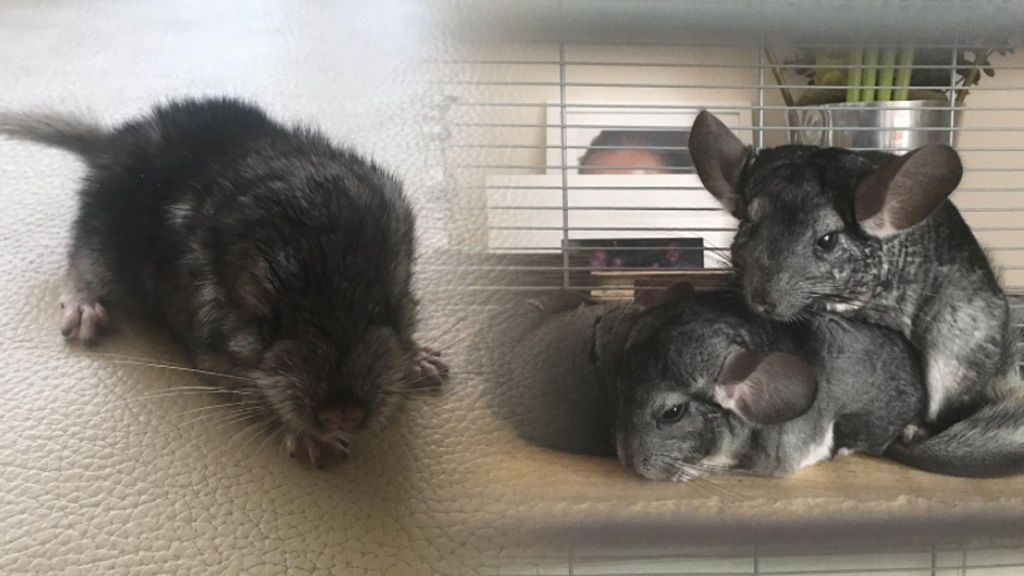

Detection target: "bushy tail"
[886, 399, 1024, 478]
[0, 111, 107, 159]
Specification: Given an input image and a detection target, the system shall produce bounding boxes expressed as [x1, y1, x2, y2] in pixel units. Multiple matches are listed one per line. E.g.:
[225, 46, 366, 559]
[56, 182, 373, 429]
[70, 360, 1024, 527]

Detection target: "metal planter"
[787, 100, 960, 152]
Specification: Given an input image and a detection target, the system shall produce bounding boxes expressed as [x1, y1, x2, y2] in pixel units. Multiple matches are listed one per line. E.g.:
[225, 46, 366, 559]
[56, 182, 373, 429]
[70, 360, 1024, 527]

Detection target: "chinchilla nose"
[745, 275, 780, 317]
[749, 292, 777, 316]
[319, 405, 365, 432]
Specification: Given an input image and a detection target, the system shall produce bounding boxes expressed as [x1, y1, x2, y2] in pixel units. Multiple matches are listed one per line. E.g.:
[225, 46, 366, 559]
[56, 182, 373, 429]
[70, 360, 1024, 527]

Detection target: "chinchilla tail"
[0, 111, 108, 159]
[886, 398, 1024, 478]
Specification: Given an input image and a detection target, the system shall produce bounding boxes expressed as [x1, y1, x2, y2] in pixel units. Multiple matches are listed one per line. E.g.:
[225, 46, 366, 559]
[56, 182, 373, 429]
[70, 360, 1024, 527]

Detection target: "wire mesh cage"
[484, 542, 1024, 575]
[433, 14, 1024, 375]
[425, 1, 1024, 569]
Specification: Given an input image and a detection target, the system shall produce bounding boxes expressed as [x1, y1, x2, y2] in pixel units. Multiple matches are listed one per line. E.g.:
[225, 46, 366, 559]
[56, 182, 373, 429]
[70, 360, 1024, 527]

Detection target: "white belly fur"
[796, 422, 835, 471]
[925, 352, 963, 421]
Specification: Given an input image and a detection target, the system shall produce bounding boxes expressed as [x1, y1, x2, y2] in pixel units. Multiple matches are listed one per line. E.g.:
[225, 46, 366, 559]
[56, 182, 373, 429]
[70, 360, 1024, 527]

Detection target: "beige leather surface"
[3, 2, 1024, 574]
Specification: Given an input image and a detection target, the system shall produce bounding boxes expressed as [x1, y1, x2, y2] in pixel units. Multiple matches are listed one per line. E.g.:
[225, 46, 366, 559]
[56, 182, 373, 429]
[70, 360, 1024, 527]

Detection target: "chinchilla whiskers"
[175, 397, 261, 418]
[707, 252, 733, 268]
[422, 312, 473, 350]
[170, 407, 258, 459]
[236, 414, 282, 455]
[103, 357, 257, 383]
[168, 406, 268, 449]
[808, 292, 844, 302]
[215, 412, 278, 458]
[58, 382, 266, 428]
[820, 313, 857, 332]
[666, 463, 738, 498]
[701, 250, 732, 268]
[178, 403, 267, 430]
[774, 307, 811, 324]
[794, 308, 817, 324]
[204, 413, 267, 458]
[665, 460, 717, 477]
[136, 386, 261, 401]
[805, 288, 855, 302]
[431, 330, 475, 355]
[417, 330, 473, 356]
[83, 350, 178, 362]
[670, 467, 697, 483]
[700, 238, 733, 267]
[220, 403, 274, 430]
[686, 461, 769, 478]
[255, 422, 286, 458]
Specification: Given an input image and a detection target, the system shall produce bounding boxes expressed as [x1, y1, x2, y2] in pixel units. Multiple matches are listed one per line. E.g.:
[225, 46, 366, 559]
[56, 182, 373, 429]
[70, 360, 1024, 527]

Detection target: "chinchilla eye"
[816, 232, 839, 252]
[657, 403, 687, 424]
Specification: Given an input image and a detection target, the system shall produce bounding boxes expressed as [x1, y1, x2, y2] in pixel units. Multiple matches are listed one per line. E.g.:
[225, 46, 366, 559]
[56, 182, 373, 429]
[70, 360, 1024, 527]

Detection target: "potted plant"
[767, 45, 1013, 150]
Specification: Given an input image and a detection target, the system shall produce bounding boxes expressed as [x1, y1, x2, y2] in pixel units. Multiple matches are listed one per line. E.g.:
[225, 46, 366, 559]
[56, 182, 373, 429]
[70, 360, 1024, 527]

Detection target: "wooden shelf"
[589, 269, 734, 301]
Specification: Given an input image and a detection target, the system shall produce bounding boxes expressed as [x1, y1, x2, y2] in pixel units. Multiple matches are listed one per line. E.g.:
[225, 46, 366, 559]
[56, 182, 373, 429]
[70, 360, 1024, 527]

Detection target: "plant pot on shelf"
[787, 100, 961, 152]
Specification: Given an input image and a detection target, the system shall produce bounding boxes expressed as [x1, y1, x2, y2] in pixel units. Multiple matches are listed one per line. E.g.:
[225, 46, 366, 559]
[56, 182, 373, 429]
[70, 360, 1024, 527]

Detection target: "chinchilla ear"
[689, 110, 752, 213]
[713, 350, 817, 425]
[226, 250, 277, 320]
[855, 144, 963, 238]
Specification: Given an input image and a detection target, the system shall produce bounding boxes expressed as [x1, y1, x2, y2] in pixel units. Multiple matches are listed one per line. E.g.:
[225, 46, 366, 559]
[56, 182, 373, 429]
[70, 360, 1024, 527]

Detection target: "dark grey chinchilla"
[615, 287, 922, 481]
[0, 97, 448, 468]
[688, 110, 1023, 477]
[488, 290, 636, 456]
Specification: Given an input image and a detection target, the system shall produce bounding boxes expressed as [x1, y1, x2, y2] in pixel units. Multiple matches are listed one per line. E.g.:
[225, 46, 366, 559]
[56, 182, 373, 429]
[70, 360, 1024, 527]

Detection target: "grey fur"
[615, 291, 923, 480]
[489, 291, 639, 456]
[886, 400, 1024, 477]
[689, 110, 1024, 477]
[0, 111, 107, 158]
[1, 97, 446, 466]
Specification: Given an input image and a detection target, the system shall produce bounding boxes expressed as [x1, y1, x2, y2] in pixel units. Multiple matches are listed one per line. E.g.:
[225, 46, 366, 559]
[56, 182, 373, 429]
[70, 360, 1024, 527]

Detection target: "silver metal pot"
[787, 100, 960, 152]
